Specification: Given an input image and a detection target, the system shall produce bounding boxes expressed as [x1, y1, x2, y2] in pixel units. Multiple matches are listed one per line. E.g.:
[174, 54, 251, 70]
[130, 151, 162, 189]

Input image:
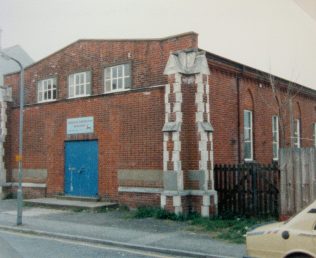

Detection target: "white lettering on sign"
[67, 117, 94, 135]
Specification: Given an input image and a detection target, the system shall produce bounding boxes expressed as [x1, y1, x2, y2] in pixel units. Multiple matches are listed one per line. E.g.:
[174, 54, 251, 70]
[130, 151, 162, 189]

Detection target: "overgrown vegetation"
[133, 206, 275, 243]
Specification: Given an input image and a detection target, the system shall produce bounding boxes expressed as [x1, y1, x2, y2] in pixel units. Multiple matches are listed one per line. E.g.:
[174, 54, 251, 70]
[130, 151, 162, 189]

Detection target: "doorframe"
[64, 139, 99, 196]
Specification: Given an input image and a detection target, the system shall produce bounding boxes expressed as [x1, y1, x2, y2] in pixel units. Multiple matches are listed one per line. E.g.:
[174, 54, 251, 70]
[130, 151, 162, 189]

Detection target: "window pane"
[53, 89, 57, 99]
[118, 78, 123, 89]
[75, 74, 80, 84]
[80, 73, 84, 84]
[105, 80, 111, 92]
[124, 64, 130, 76]
[80, 85, 84, 95]
[112, 67, 118, 78]
[76, 85, 80, 95]
[48, 91, 51, 99]
[105, 68, 111, 79]
[38, 92, 43, 102]
[124, 77, 131, 89]
[69, 74, 74, 86]
[112, 79, 117, 90]
[244, 142, 251, 160]
[244, 111, 250, 127]
[118, 65, 123, 77]
[244, 129, 251, 141]
[44, 92, 48, 100]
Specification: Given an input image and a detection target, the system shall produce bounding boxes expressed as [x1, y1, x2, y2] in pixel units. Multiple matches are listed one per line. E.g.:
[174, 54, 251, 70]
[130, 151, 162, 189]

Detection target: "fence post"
[251, 164, 258, 216]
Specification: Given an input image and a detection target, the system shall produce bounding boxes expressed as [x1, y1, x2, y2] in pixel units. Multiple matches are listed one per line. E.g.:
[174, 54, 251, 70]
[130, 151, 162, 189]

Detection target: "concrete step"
[55, 195, 100, 202]
[24, 198, 118, 211]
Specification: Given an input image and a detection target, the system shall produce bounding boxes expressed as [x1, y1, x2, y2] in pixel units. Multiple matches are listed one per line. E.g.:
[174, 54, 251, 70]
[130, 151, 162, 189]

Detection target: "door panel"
[64, 141, 98, 197]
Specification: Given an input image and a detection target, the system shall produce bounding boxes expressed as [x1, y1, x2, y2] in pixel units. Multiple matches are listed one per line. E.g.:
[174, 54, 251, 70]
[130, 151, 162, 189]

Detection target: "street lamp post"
[0, 52, 24, 225]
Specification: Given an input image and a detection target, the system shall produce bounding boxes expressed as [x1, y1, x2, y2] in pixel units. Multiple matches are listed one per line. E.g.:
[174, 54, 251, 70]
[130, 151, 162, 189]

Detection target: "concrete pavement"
[0, 199, 246, 258]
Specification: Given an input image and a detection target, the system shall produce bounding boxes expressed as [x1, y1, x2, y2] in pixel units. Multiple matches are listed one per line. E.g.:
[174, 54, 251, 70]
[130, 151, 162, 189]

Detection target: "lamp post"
[0, 52, 24, 225]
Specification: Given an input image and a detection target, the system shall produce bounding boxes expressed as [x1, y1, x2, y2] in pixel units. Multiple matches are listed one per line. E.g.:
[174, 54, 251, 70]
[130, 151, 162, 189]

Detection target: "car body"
[245, 200, 316, 258]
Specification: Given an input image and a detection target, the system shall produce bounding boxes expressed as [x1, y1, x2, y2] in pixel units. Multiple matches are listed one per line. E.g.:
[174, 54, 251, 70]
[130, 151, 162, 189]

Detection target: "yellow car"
[245, 201, 316, 258]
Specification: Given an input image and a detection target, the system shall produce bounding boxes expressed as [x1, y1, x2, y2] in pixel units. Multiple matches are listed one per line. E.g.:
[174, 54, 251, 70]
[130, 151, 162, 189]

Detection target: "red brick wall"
[209, 66, 316, 165]
[5, 32, 198, 107]
[5, 88, 164, 199]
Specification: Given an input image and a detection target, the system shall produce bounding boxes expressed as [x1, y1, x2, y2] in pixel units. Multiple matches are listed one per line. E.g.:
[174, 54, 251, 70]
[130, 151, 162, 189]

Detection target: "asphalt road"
[0, 230, 183, 258]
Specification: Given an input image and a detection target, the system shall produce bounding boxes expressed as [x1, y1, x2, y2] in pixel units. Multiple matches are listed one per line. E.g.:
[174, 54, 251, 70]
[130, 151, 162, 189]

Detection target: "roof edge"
[3, 32, 198, 77]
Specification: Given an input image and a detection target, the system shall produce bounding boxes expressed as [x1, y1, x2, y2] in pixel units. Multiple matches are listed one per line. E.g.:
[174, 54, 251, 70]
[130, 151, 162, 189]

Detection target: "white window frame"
[68, 71, 91, 98]
[37, 78, 57, 103]
[272, 116, 279, 160]
[104, 64, 131, 93]
[313, 123, 316, 148]
[244, 110, 253, 161]
[293, 119, 301, 148]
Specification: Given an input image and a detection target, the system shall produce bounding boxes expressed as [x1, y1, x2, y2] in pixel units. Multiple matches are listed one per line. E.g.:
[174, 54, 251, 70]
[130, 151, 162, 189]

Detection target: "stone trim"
[4, 182, 47, 188]
[118, 187, 162, 193]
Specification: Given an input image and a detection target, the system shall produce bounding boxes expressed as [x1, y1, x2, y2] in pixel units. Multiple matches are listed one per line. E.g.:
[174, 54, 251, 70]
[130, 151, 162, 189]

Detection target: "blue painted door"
[65, 141, 98, 197]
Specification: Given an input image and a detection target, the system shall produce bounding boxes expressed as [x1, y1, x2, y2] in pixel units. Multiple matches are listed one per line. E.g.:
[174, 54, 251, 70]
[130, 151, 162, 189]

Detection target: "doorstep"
[24, 198, 117, 211]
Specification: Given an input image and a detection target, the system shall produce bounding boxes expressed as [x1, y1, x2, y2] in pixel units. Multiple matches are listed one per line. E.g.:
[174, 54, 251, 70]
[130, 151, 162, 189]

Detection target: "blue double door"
[64, 140, 98, 197]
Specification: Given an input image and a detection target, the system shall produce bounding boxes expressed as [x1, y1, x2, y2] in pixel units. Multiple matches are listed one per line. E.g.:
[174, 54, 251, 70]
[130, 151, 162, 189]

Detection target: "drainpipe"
[236, 75, 241, 163]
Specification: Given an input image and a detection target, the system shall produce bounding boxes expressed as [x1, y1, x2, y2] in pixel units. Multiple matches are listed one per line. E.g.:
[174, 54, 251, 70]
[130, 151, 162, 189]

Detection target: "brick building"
[1, 32, 316, 216]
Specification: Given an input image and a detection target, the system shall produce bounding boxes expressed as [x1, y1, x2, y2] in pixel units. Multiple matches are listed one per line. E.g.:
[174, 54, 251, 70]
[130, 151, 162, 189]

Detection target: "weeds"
[133, 206, 275, 243]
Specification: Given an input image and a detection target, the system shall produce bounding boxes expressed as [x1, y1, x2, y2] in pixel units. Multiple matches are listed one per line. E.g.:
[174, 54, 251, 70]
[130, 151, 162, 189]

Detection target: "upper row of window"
[37, 63, 131, 103]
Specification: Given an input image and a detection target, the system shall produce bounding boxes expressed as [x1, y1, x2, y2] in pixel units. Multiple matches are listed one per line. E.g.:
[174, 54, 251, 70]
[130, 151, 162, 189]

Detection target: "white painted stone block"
[164, 94, 169, 105]
[165, 103, 171, 113]
[175, 93, 182, 103]
[203, 195, 211, 206]
[196, 112, 203, 122]
[173, 82, 181, 93]
[163, 150, 169, 161]
[197, 103, 204, 112]
[173, 102, 181, 112]
[206, 84, 210, 94]
[160, 195, 166, 208]
[201, 206, 210, 217]
[195, 92, 203, 103]
[172, 132, 179, 141]
[197, 83, 204, 93]
[173, 195, 181, 206]
[172, 151, 180, 162]
[175, 112, 182, 123]
[165, 84, 170, 94]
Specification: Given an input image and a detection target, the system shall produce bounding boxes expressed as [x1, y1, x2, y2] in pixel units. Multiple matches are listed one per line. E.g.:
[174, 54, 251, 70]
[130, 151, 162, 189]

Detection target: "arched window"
[244, 89, 254, 161]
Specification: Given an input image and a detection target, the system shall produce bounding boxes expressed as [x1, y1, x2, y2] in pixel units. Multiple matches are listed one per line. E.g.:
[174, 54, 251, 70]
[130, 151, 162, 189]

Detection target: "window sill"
[103, 88, 130, 95]
[38, 99, 57, 104]
[67, 95, 91, 99]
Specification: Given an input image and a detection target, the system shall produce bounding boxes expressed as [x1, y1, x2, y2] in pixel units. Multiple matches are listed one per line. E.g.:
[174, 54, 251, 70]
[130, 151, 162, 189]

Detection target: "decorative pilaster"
[161, 49, 217, 216]
[0, 87, 12, 199]
[161, 73, 184, 214]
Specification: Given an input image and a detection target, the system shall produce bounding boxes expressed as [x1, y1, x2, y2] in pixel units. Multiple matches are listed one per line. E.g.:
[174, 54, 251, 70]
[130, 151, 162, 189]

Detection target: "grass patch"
[133, 206, 275, 244]
[189, 216, 270, 244]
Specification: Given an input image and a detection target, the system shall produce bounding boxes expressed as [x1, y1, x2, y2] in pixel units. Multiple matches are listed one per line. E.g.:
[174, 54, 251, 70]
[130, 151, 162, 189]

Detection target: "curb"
[0, 224, 234, 258]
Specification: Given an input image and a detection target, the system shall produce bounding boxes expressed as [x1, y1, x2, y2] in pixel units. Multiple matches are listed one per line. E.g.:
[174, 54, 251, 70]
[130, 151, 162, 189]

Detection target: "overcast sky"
[0, 0, 315, 89]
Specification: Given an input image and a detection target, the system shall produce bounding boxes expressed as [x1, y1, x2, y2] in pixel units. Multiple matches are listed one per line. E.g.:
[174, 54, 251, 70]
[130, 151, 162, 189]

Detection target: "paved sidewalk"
[0, 199, 246, 258]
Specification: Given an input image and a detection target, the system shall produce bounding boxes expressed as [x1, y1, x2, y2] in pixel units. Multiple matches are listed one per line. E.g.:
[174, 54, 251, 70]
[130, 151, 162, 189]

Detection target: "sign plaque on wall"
[67, 116, 94, 135]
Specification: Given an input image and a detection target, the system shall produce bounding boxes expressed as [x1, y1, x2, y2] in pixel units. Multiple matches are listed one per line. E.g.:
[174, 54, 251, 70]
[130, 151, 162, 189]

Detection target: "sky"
[0, 0, 316, 89]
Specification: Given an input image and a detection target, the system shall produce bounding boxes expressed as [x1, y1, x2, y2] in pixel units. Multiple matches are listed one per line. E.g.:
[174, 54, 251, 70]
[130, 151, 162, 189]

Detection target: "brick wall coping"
[4, 182, 46, 188]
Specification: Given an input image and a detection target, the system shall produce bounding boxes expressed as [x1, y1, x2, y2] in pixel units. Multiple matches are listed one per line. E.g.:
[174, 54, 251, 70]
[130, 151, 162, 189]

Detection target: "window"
[104, 64, 131, 93]
[293, 119, 300, 148]
[68, 71, 91, 98]
[37, 78, 57, 103]
[272, 116, 279, 160]
[313, 123, 316, 147]
[244, 110, 253, 161]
